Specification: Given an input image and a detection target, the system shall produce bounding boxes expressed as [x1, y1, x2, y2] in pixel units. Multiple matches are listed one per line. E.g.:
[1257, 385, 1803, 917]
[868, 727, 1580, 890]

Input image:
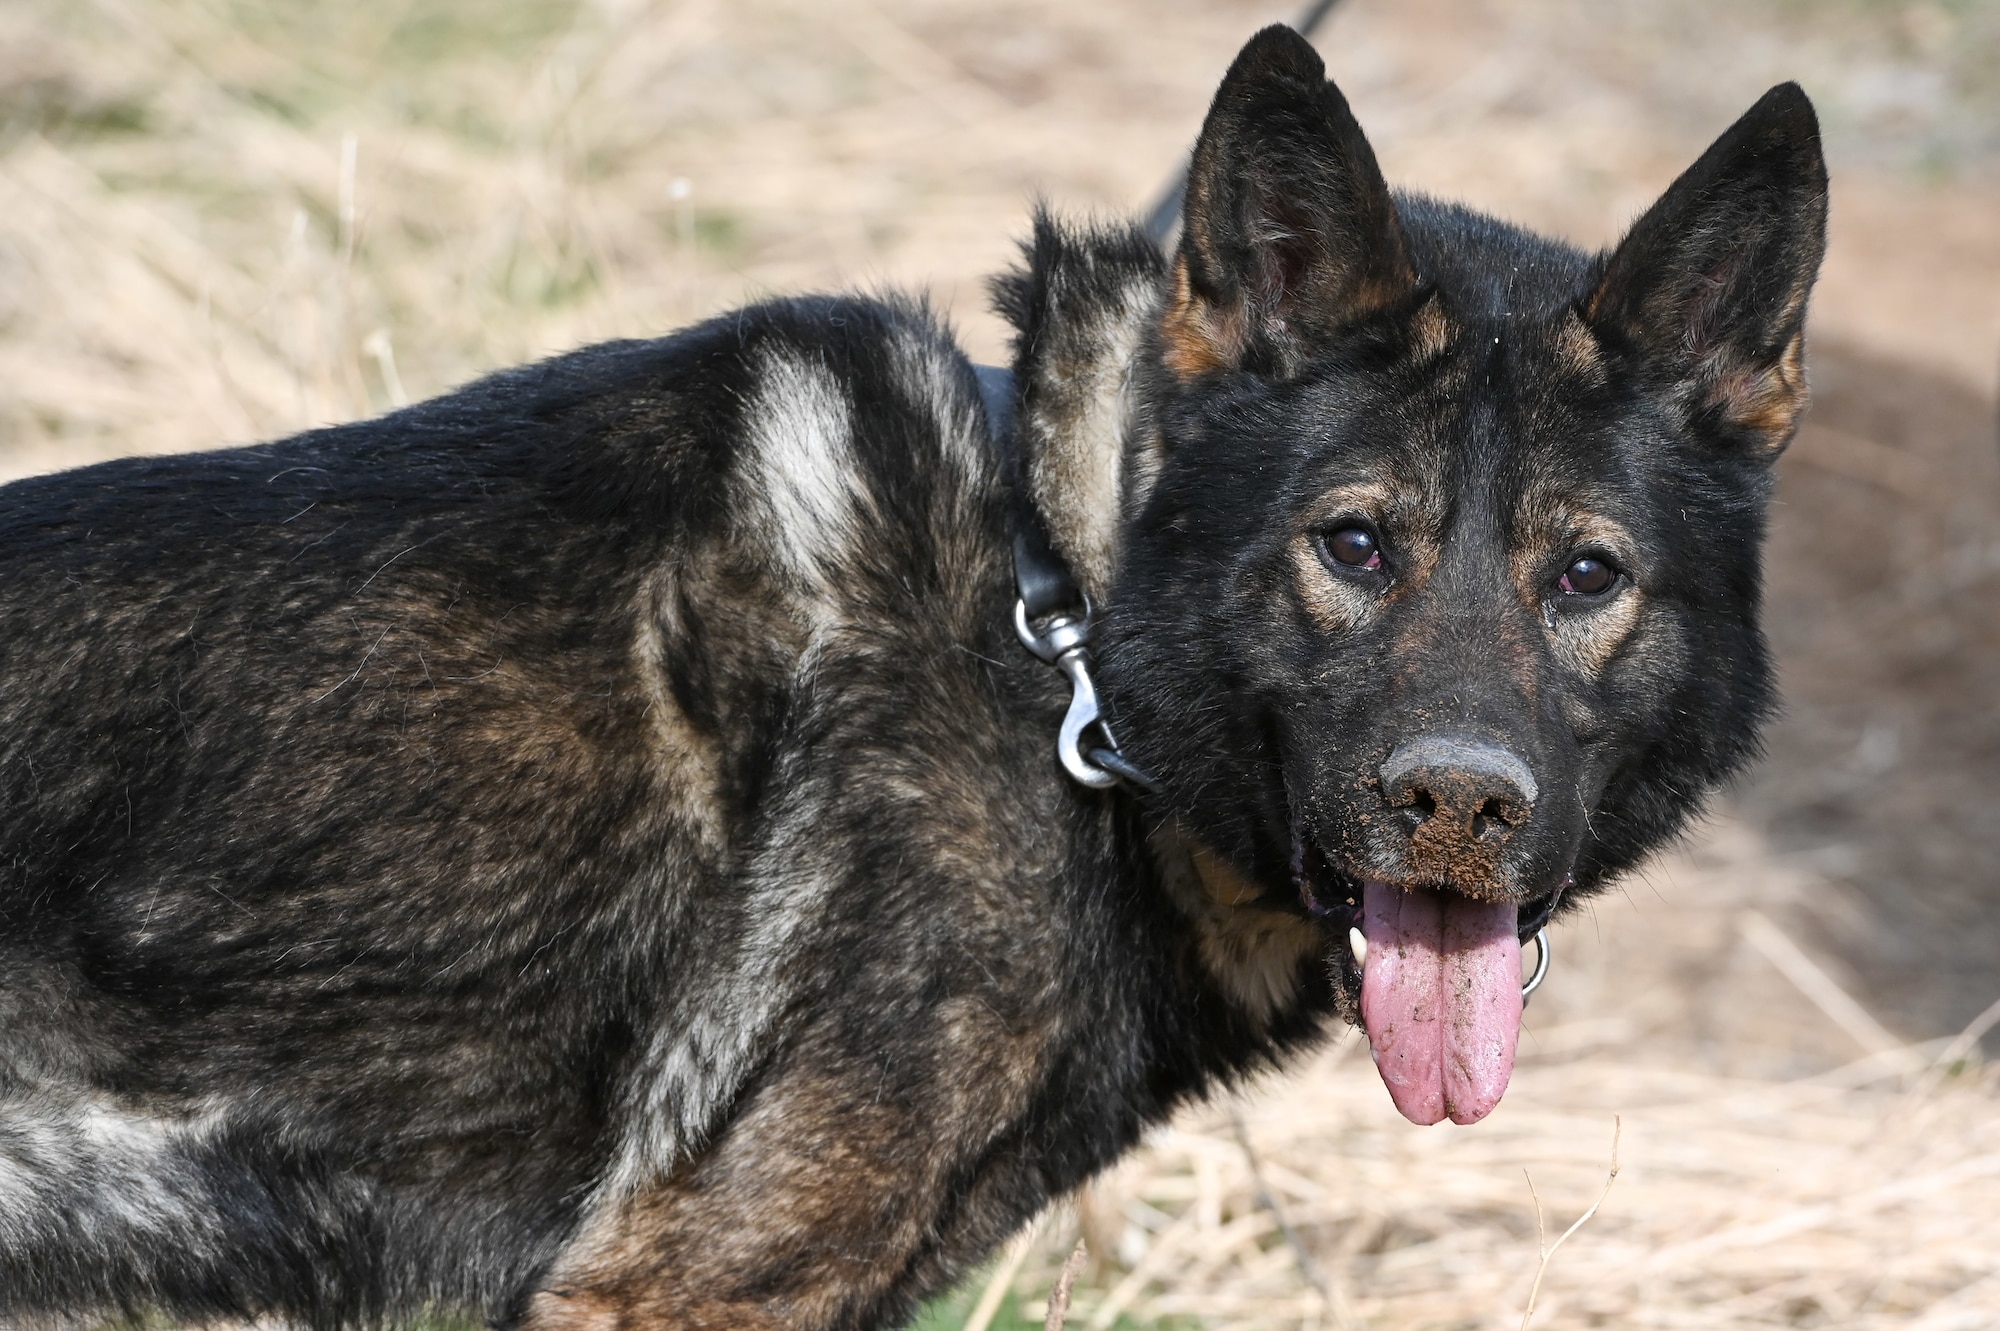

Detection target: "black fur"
[0, 25, 1826, 1331]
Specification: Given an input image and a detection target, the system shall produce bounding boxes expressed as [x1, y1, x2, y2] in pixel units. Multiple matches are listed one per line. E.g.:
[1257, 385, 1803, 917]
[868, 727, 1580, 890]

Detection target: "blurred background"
[3, 1, 1997, 1326]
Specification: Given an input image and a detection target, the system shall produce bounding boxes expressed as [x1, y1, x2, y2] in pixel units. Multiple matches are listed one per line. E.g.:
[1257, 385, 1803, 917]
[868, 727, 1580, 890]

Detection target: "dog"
[0, 24, 1824, 1331]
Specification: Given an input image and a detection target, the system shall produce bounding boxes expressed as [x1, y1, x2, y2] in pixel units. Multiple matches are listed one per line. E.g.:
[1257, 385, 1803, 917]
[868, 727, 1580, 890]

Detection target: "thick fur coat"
[0, 26, 1825, 1331]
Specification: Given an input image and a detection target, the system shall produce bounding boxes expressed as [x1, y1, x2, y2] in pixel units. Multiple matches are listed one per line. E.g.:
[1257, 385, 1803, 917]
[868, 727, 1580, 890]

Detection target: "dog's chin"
[1287, 815, 1570, 996]
[1290, 813, 1571, 1127]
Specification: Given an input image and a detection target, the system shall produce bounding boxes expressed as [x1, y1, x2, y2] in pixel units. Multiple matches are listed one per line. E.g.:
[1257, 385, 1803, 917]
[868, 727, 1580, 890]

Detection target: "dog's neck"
[990, 213, 1169, 611]
[989, 215, 1335, 1030]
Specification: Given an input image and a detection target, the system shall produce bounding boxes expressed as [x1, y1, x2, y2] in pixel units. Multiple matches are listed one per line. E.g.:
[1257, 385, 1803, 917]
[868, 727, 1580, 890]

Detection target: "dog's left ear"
[1163, 25, 1417, 380]
[1585, 83, 1829, 455]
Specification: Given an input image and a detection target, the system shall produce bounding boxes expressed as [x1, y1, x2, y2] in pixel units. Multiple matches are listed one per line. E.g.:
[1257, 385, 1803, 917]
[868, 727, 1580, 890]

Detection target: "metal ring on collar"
[1013, 596, 1092, 664]
[1521, 927, 1551, 1002]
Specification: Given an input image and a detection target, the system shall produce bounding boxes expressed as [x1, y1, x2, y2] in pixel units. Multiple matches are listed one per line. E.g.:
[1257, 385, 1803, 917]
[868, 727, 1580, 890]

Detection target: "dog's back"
[0, 23, 1827, 1331]
[0, 294, 1123, 1324]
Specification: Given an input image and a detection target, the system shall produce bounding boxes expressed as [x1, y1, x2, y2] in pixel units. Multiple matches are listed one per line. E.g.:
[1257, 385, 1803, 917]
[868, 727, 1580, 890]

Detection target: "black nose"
[1380, 734, 1538, 844]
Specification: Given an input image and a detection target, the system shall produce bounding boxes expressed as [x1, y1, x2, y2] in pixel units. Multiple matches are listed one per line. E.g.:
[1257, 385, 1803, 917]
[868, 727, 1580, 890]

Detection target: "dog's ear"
[1162, 25, 1417, 380]
[1585, 83, 1829, 454]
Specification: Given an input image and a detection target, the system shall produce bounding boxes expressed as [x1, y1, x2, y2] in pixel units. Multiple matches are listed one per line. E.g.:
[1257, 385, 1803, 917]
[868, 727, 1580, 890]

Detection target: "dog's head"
[1008, 26, 1827, 1123]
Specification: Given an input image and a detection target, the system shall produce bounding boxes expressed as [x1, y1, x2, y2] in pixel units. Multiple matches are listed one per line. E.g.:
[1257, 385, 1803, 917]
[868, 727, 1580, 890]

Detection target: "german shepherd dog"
[0, 26, 1824, 1331]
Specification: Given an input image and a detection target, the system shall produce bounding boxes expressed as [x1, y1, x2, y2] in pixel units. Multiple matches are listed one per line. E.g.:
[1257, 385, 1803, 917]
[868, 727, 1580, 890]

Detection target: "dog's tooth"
[1349, 926, 1368, 969]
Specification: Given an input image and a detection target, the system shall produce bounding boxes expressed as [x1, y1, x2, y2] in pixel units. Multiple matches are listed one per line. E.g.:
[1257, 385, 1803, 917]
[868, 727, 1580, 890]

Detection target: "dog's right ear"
[1163, 25, 1417, 381]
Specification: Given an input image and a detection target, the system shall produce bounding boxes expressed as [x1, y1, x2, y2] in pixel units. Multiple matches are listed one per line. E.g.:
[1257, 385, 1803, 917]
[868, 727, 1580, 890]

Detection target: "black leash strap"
[976, 365, 1160, 795]
[1141, 0, 1346, 247]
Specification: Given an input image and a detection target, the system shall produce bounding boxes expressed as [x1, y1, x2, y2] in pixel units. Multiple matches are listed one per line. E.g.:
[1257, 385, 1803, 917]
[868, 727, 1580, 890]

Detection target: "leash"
[977, 365, 1160, 795]
[1141, 0, 1346, 246]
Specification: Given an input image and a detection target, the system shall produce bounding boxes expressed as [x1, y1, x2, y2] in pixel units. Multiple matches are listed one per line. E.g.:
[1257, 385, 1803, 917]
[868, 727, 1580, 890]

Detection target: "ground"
[3, 1, 1997, 1326]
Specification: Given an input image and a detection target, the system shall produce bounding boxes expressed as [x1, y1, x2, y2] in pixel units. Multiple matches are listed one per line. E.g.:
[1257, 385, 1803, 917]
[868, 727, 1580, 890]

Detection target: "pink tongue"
[1358, 880, 1522, 1126]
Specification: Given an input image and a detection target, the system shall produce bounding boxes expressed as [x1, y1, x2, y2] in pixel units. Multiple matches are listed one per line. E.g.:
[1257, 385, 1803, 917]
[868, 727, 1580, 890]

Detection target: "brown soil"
[1757, 339, 2000, 1050]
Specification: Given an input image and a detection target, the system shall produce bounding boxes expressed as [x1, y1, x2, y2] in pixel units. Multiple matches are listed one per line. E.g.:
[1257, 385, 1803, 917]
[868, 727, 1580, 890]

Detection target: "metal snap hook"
[1054, 653, 1119, 790]
[1013, 596, 1092, 664]
[1013, 595, 1159, 794]
[1015, 596, 1121, 789]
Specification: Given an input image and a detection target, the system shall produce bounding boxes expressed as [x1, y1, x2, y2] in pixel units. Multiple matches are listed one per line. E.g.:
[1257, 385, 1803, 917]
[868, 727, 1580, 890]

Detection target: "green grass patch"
[907, 1268, 1181, 1331]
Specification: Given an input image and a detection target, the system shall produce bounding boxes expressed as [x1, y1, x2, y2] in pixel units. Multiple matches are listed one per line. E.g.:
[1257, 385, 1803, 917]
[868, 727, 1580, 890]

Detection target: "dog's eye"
[1558, 555, 1617, 597]
[1320, 526, 1382, 570]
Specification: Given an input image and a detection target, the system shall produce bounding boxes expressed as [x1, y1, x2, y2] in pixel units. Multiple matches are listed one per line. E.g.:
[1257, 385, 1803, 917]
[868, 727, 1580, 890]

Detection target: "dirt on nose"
[1404, 811, 1506, 892]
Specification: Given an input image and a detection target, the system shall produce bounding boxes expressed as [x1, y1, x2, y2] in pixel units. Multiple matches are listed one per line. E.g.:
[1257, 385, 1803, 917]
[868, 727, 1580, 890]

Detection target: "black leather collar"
[976, 364, 1158, 794]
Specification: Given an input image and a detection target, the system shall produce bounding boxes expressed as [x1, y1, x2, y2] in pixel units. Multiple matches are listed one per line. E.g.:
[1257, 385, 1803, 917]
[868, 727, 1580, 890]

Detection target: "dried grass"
[986, 1036, 2000, 1331]
[971, 823, 2000, 1330]
[5, 4, 1999, 1330]
[6, 0, 1997, 479]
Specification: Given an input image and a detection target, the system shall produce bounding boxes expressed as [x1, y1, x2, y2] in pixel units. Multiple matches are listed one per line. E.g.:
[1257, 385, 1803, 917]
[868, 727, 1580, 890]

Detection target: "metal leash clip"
[1013, 596, 1127, 791]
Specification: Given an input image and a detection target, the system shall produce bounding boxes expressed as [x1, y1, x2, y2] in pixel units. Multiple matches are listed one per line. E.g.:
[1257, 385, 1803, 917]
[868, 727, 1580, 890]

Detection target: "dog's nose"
[1380, 734, 1538, 844]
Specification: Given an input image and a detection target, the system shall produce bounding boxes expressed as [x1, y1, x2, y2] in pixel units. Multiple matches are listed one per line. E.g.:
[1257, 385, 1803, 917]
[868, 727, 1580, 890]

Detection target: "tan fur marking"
[1508, 507, 1634, 607]
[1551, 586, 1644, 675]
[1298, 479, 1447, 602]
[536, 994, 1061, 1330]
[1713, 330, 1809, 448]
[1290, 481, 1398, 633]
[1190, 843, 1263, 907]
[633, 568, 727, 856]
[1302, 480, 1396, 521]
[1408, 296, 1455, 362]
[1555, 310, 1609, 388]
[1159, 257, 1238, 381]
[1197, 909, 1324, 1024]
[525, 1291, 622, 1331]
[1123, 417, 1168, 519]
[1028, 282, 1155, 599]
[1156, 827, 1320, 1028]
[1290, 535, 1369, 634]
[1510, 504, 1647, 676]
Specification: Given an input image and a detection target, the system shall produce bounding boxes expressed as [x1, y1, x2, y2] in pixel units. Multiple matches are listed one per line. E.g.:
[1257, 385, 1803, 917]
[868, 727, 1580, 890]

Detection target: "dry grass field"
[4, 0, 2000, 1327]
